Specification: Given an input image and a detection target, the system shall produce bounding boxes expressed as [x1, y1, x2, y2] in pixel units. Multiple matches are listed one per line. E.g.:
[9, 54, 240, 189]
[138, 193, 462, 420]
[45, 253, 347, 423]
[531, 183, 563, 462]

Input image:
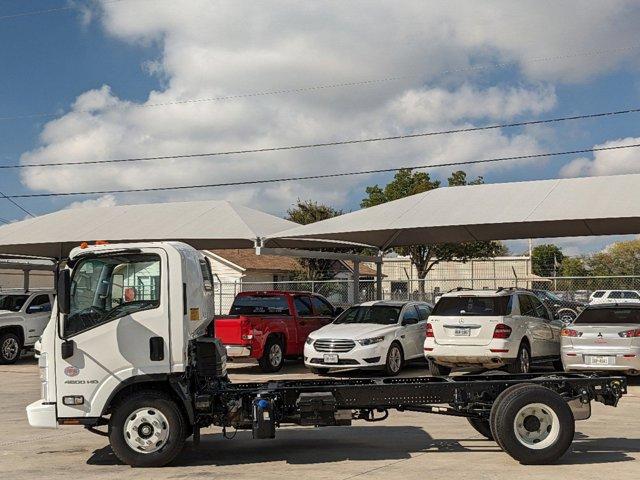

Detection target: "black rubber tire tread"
[493, 384, 575, 464]
[108, 390, 186, 468]
[490, 383, 536, 451]
[258, 336, 284, 373]
[427, 360, 451, 377]
[0, 332, 21, 364]
[383, 342, 404, 376]
[467, 417, 494, 440]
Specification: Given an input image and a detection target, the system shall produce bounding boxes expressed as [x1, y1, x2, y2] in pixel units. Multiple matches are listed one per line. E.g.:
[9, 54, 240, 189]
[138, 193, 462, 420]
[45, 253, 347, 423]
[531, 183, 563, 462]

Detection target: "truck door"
[55, 249, 171, 419]
[293, 295, 317, 351]
[310, 295, 336, 327]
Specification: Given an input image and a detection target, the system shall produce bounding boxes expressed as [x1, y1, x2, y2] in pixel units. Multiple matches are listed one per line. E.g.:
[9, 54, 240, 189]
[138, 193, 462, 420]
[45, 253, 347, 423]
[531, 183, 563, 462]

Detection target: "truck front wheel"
[109, 391, 186, 467]
[0, 332, 22, 364]
[259, 337, 284, 372]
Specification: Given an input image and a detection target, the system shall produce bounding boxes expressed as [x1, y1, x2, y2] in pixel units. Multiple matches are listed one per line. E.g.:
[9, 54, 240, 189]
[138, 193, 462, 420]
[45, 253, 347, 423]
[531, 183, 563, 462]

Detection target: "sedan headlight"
[305, 337, 315, 345]
[357, 336, 385, 346]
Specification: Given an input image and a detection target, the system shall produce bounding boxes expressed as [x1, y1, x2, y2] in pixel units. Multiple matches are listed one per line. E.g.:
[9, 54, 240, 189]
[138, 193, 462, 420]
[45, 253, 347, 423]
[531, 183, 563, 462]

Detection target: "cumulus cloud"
[64, 194, 118, 210]
[18, 0, 640, 214]
[560, 137, 640, 178]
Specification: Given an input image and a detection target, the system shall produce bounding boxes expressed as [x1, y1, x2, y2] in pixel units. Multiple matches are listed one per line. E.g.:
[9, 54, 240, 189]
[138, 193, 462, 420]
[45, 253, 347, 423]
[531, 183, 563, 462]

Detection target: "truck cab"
[0, 290, 54, 363]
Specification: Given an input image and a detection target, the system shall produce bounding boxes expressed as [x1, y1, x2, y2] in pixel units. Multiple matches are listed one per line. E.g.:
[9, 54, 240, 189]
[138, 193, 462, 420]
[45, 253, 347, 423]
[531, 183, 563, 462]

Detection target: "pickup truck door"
[310, 296, 336, 327]
[23, 294, 53, 345]
[293, 295, 317, 351]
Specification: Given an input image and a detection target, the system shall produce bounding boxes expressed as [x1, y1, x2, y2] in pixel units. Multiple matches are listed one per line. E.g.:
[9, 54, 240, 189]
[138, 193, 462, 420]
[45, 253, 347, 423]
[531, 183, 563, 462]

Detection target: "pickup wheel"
[0, 332, 22, 364]
[384, 342, 404, 376]
[259, 337, 284, 373]
[492, 384, 575, 464]
[108, 391, 186, 467]
[427, 360, 451, 377]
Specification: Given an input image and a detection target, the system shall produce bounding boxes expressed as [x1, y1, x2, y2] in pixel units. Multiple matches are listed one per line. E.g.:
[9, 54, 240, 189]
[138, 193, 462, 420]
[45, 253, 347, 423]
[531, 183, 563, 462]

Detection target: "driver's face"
[124, 287, 136, 303]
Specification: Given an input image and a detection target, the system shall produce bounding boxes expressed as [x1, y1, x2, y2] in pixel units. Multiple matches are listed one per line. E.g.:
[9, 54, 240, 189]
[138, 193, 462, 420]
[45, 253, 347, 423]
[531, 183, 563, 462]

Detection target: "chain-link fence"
[213, 275, 640, 314]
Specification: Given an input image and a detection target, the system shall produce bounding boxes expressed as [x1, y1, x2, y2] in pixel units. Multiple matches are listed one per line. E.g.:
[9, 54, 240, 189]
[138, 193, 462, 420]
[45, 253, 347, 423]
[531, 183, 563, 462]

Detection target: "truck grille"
[313, 339, 356, 353]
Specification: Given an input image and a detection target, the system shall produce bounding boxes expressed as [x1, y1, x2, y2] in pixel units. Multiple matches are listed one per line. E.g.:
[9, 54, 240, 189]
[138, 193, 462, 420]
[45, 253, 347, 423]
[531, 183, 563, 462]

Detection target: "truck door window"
[310, 296, 334, 316]
[294, 296, 313, 317]
[26, 294, 52, 314]
[0, 294, 29, 312]
[64, 254, 161, 337]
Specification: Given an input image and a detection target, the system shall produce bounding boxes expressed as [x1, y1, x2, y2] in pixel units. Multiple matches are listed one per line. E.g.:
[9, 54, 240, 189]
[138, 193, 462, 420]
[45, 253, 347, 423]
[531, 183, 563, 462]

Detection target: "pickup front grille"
[313, 339, 356, 353]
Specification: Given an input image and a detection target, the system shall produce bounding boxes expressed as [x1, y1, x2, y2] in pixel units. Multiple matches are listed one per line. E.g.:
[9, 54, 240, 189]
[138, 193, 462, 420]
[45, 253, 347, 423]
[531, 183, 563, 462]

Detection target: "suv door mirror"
[57, 269, 71, 315]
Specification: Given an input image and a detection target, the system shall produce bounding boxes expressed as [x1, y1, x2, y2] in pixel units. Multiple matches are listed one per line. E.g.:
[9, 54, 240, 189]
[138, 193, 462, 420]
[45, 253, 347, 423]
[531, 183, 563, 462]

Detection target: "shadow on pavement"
[559, 433, 640, 465]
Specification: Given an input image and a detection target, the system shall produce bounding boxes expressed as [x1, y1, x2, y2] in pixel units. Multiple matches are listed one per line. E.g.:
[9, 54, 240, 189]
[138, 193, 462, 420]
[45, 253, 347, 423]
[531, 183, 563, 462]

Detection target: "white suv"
[589, 290, 640, 305]
[424, 289, 563, 375]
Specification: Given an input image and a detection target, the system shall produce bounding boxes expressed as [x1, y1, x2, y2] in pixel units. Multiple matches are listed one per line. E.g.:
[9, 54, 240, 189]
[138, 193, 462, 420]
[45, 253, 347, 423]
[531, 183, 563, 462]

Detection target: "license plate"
[590, 356, 612, 365]
[323, 354, 339, 364]
[454, 328, 471, 336]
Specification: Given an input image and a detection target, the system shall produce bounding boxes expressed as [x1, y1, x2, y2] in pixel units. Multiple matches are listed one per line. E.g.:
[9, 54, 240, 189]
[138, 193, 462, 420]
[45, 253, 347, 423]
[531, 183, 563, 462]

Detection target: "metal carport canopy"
[268, 174, 640, 248]
[0, 199, 350, 259]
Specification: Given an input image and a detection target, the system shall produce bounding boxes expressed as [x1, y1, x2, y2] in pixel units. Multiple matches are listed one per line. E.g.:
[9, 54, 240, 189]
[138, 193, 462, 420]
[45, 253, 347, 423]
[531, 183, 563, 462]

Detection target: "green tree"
[586, 239, 640, 276]
[560, 256, 588, 277]
[286, 199, 343, 280]
[531, 244, 564, 277]
[361, 169, 505, 293]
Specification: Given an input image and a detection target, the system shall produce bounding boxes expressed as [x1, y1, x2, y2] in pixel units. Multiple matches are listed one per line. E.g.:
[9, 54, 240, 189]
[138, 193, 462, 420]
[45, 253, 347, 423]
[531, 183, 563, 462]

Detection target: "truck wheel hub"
[513, 403, 559, 450]
[124, 408, 170, 453]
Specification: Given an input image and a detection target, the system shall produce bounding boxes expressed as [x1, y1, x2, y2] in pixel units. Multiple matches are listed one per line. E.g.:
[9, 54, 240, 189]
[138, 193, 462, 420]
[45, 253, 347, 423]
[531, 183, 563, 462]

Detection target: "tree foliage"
[361, 168, 505, 292]
[531, 244, 564, 277]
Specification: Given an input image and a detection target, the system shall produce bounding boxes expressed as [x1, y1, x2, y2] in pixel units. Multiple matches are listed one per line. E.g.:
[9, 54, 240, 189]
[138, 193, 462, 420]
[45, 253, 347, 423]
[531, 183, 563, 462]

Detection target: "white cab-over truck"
[27, 241, 627, 467]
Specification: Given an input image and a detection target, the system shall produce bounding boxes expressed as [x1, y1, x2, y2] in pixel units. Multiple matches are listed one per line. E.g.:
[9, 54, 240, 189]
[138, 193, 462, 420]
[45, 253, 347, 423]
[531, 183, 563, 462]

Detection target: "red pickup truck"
[214, 291, 339, 372]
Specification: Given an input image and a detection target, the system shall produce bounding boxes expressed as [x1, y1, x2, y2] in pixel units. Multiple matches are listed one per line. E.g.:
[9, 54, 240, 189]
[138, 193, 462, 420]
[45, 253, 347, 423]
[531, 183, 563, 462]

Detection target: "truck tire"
[108, 391, 186, 467]
[384, 342, 404, 376]
[506, 343, 531, 374]
[427, 360, 451, 377]
[467, 417, 493, 440]
[492, 384, 575, 464]
[0, 332, 22, 364]
[489, 383, 535, 450]
[259, 337, 284, 373]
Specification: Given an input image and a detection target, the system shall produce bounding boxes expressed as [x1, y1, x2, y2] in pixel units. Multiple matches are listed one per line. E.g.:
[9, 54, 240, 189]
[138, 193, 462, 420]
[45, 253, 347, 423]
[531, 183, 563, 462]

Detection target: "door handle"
[149, 337, 165, 361]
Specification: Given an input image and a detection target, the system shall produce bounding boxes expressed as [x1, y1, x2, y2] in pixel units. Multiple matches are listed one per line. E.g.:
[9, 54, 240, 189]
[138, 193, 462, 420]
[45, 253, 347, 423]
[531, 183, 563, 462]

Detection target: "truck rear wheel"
[109, 391, 186, 467]
[259, 337, 284, 372]
[0, 332, 22, 364]
[492, 384, 575, 464]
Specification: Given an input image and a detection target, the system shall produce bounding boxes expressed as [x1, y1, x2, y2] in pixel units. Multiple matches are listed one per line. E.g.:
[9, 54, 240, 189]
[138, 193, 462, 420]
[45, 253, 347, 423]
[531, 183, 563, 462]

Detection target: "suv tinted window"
[518, 294, 535, 316]
[609, 291, 623, 299]
[591, 291, 605, 298]
[230, 295, 289, 315]
[310, 296, 334, 316]
[294, 296, 313, 316]
[623, 291, 640, 299]
[529, 295, 550, 320]
[432, 296, 511, 316]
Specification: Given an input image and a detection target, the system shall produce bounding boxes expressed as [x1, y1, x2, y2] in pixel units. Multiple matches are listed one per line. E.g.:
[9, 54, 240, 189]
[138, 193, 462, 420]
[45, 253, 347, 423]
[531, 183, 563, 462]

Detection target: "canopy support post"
[375, 251, 383, 301]
[352, 260, 360, 304]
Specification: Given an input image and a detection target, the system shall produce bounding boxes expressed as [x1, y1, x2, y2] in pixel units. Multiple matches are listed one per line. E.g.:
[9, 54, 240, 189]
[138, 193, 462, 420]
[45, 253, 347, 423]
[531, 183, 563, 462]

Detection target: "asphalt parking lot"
[1, 357, 639, 480]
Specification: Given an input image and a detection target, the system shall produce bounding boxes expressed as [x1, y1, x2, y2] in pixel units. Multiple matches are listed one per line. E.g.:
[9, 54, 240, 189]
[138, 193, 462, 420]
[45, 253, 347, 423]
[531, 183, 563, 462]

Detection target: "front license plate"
[454, 328, 471, 336]
[590, 356, 611, 365]
[324, 354, 339, 364]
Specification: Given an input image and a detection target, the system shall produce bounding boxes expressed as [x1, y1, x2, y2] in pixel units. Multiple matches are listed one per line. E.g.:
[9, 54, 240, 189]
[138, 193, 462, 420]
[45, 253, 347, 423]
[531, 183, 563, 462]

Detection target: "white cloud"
[64, 194, 118, 210]
[18, 0, 640, 215]
[560, 137, 640, 178]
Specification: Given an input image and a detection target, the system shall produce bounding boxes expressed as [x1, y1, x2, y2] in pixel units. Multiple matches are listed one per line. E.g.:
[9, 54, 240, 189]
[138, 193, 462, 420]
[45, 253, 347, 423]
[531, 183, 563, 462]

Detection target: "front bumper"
[424, 341, 516, 368]
[26, 400, 57, 429]
[304, 342, 387, 369]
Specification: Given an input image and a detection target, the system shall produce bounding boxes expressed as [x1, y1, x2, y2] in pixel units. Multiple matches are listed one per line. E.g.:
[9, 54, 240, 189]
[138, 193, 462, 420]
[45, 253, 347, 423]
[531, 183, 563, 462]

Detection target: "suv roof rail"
[447, 287, 474, 293]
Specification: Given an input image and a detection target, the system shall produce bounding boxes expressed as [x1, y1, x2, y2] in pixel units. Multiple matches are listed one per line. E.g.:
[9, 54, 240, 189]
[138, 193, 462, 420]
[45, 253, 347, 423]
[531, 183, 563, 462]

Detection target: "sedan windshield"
[574, 308, 640, 325]
[334, 305, 402, 325]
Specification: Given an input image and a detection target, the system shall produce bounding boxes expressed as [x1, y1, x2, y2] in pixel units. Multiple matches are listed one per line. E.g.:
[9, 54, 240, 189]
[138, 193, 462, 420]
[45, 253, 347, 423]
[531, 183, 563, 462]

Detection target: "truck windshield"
[230, 296, 290, 315]
[574, 308, 640, 325]
[0, 295, 29, 312]
[333, 305, 401, 325]
[64, 253, 161, 337]
[432, 296, 511, 316]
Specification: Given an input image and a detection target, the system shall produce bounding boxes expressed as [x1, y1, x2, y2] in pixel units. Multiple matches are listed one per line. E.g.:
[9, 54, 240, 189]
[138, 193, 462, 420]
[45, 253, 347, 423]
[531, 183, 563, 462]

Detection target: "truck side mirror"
[57, 269, 71, 315]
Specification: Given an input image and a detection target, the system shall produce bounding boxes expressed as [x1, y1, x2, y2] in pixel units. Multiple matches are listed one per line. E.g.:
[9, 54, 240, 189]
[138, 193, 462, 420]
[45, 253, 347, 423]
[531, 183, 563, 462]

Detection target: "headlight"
[305, 337, 314, 345]
[357, 336, 385, 346]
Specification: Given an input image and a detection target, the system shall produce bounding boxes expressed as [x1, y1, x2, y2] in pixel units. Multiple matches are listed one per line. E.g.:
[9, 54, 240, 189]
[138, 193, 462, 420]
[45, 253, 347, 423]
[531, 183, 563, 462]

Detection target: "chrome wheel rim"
[388, 346, 402, 373]
[519, 348, 530, 373]
[1, 337, 19, 360]
[513, 403, 560, 449]
[269, 344, 283, 367]
[560, 311, 576, 322]
[124, 407, 170, 454]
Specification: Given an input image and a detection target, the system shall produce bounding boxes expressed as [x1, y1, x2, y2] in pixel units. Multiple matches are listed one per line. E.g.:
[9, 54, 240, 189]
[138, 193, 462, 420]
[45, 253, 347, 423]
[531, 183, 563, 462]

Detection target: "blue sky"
[1, 1, 639, 255]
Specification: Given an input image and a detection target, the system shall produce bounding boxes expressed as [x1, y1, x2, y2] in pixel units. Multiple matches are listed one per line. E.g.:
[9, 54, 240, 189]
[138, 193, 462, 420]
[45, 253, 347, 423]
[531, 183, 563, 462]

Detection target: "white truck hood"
[310, 322, 399, 340]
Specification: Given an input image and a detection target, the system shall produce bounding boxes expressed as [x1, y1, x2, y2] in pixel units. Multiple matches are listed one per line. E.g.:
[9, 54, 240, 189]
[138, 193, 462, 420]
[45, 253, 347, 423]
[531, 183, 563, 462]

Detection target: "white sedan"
[304, 300, 432, 376]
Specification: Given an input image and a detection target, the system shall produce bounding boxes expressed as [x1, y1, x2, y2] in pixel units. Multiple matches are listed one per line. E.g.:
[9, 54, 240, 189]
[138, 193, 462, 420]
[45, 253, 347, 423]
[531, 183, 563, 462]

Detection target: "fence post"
[352, 260, 360, 304]
[376, 254, 383, 301]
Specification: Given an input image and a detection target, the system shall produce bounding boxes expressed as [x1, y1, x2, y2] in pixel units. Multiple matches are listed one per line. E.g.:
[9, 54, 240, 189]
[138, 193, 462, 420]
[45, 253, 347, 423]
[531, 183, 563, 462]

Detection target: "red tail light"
[561, 328, 582, 337]
[618, 329, 640, 338]
[493, 323, 512, 339]
[426, 323, 434, 338]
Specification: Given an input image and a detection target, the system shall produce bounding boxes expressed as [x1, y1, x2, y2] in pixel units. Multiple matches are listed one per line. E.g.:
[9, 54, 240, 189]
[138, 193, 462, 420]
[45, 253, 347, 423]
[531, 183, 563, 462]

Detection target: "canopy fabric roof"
[269, 174, 640, 248]
[0, 200, 310, 258]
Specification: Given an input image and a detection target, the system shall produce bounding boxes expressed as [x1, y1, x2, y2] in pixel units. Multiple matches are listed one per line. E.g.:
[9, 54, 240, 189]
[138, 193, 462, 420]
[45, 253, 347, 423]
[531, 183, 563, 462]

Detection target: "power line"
[1, 44, 639, 122]
[0, 216, 9, 224]
[4, 106, 640, 170]
[0, 189, 35, 217]
[3, 142, 639, 199]
[0, 0, 126, 21]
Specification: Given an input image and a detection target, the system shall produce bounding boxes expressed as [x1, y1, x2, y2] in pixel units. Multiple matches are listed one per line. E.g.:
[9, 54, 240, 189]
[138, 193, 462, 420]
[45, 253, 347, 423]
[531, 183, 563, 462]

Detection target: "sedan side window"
[401, 306, 420, 325]
[417, 305, 431, 321]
